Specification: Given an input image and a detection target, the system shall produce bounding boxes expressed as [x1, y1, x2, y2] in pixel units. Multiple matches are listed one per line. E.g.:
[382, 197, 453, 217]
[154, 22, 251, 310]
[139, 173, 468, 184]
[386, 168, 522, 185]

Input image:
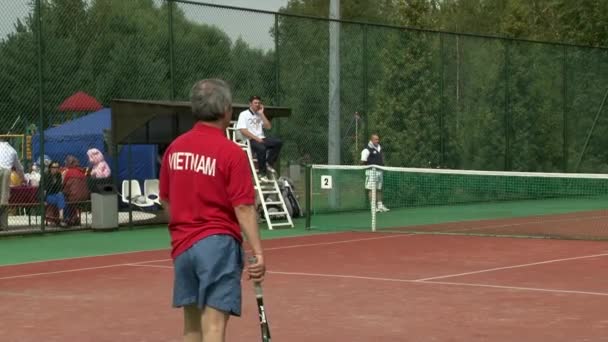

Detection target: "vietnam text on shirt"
[167, 152, 216, 176]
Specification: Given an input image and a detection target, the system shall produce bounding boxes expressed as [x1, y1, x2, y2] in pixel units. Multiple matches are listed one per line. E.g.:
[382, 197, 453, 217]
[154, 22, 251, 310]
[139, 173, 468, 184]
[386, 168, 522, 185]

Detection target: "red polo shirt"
[159, 123, 255, 259]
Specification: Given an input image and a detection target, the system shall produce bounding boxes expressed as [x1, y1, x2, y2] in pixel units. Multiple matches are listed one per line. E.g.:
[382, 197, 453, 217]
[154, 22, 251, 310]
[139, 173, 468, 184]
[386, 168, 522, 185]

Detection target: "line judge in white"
[361, 134, 389, 212]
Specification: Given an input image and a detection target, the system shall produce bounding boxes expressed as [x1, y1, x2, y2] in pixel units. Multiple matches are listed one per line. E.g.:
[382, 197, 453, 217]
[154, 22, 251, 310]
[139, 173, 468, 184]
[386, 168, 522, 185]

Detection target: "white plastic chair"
[225, 120, 247, 147]
[121, 179, 154, 208]
[143, 179, 161, 205]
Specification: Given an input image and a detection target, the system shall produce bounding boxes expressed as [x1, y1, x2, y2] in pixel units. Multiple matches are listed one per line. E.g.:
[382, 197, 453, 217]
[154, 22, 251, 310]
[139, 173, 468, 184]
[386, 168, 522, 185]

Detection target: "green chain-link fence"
[0, 0, 607, 234]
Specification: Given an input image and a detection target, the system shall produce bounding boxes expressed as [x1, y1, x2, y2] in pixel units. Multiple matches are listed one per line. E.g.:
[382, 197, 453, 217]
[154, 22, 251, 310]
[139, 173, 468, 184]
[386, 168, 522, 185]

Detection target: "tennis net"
[305, 164, 608, 240]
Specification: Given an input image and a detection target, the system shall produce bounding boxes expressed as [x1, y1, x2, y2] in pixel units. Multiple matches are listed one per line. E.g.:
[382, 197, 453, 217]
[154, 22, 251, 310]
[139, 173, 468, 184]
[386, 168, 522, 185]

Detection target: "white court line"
[444, 214, 608, 234]
[0, 264, 130, 281]
[261, 233, 411, 251]
[125, 264, 171, 268]
[424, 279, 608, 297]
[0, 259, 172, 281]
[266, 270, 608, 297]
[126, 234, 413, 266]
[124, 265, 608, 297]
[0, 231, 386, 268]
[0, 235, 411, 280]
[0, 247, 169, 268]
[416, 252, 608, 281]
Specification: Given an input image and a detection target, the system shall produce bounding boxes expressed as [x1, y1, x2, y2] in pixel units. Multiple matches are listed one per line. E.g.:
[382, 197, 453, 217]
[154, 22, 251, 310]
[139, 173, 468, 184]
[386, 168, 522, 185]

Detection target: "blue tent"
[32, 108, 158, 183]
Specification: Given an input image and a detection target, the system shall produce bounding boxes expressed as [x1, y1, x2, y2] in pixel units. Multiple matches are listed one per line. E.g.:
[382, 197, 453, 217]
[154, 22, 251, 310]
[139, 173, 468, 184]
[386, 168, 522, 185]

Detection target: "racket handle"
[247, 256, 264, 296]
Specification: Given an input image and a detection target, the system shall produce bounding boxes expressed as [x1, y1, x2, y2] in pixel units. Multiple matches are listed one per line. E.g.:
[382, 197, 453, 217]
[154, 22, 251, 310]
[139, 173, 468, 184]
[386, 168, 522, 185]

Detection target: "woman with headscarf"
[86, 148, 111, 179]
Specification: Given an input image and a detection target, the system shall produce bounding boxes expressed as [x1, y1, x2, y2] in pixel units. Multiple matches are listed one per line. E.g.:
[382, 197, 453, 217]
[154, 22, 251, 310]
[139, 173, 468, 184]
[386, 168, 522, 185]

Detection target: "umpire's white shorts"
[364, 169, 383, 190]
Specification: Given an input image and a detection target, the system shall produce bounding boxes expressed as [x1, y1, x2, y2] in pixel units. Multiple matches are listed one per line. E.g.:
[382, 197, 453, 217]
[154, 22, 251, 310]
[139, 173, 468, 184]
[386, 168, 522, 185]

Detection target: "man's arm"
[234, 204, 265, 281]
[258, 104, 271, 130]
[360, 149, 369, 165]
[228, 150, 265, 281]
[160, 199, 170, 219]
[238, 128, 263, 143]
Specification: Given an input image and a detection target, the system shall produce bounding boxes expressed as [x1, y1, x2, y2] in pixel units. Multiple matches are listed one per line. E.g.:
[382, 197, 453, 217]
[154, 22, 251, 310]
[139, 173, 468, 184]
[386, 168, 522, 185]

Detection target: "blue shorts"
[172, 234, 244, 316]
[46, 193, 66, 210]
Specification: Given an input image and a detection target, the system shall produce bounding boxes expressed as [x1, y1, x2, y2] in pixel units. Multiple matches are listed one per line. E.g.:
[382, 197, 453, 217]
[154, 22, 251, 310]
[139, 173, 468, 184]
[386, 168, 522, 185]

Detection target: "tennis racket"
[248, 256, 271, 342]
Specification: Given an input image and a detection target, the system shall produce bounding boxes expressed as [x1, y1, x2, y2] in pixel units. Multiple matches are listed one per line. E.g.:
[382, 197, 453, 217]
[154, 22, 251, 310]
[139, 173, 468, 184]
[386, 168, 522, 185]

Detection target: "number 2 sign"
[321, 175, 333, 189]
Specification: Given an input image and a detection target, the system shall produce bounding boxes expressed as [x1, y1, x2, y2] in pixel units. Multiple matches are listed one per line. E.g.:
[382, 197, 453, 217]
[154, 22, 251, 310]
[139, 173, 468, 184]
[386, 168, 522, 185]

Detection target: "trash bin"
[91, 184, 118, 230]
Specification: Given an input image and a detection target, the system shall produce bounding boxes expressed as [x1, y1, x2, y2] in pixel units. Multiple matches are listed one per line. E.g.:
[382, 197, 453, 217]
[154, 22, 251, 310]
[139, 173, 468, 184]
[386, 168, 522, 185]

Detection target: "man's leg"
[0, 208, 7, 230]
[376, 191, 388, 211]
[249, 140, 268, 175]
[376, 172, 388, 211]
[182, 305, 230, 342]
[173, 245, 202, 341]
[182, 235, 243, 342]
[201, 306, 230, 342]
[56, 193, 67, 225]
[263, 137, 283, 169]
[0, 169, 10, 229]
[183, 305, 203, 342]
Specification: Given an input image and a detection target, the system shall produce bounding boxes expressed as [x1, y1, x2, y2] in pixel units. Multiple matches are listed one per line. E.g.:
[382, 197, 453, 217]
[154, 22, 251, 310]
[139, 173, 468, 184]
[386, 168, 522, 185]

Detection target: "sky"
[181, 0, 290, 50]
[0, 0, 291, 50]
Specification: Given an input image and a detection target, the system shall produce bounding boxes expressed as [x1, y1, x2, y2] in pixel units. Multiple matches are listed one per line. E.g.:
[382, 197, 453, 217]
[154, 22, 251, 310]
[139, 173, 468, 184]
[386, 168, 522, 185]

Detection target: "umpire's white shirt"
[236, 109, 265, 139]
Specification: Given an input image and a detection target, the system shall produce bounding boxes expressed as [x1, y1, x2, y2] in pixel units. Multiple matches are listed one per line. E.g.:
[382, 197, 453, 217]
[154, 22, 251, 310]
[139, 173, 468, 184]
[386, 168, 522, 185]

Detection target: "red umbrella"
[58, 91, 103, 112]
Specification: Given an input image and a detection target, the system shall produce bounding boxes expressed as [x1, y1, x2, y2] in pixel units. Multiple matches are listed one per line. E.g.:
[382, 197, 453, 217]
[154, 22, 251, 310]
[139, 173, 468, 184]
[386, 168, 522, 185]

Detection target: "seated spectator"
[87, 148, 111, 179]
[10, 169, 23, 187]
[62, 155, 89, 225]
[63, 156, 88, 199]
[63, 155, 86, 181]
[25, 163, 41, 187]
[42, 161, 68, 227]
[38, 154, 51, 170]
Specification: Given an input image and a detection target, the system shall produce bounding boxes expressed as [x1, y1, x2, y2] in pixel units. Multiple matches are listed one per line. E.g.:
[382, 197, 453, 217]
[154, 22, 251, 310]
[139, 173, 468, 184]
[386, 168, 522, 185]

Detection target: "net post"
[370, 166, 377, 232]
[305, 164, 311, 229]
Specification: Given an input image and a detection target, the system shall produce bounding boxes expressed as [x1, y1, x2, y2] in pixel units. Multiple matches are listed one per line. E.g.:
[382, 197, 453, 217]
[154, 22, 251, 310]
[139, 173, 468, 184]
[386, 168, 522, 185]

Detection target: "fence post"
[305, 164, 311, 229]
[362, 24, 369, 147]
[36, 0, 46, 232]
[562, 45, 568, 172]
[168, 0, 176, 100]
[127, 142, 133, 229]
[439, 32, 445, 168]
[504, 40, 511, 171]
[274, 13, 282, 175]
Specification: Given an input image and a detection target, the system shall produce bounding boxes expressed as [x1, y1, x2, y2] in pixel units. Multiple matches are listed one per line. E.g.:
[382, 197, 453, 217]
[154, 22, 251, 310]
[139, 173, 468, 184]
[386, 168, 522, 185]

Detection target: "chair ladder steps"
[271, 222, 294, 227]
[226, 122, 294, 230]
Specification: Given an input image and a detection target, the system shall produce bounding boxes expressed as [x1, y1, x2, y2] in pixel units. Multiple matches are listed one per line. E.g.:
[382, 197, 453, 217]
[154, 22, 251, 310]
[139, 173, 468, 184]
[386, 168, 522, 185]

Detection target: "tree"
[367, 1, 442, 167]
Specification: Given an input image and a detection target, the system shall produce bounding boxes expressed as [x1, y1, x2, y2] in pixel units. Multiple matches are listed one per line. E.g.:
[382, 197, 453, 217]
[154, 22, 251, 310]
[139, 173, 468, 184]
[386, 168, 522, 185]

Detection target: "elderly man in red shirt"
[159, 79, 265, 342]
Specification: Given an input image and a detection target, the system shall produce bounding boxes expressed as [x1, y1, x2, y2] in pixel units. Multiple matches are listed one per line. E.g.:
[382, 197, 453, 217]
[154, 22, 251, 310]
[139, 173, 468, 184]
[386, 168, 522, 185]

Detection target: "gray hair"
[190, 79, 233, 122]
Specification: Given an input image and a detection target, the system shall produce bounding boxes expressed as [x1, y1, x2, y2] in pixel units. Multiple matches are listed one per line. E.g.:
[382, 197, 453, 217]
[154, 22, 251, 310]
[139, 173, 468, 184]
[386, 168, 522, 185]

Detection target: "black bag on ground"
[278, 177, 301, 218]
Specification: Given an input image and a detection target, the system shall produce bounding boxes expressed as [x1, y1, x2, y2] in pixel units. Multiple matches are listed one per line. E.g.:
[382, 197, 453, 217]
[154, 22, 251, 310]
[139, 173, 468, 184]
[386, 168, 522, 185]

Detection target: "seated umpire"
[236, 95, 282, 182]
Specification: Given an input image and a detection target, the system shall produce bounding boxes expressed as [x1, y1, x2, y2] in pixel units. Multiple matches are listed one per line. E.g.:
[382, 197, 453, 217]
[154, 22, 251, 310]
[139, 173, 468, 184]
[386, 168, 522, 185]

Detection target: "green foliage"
[436, 0, 608, 48]
[0, 0, 274, 131]
[368, 29, 441, 167]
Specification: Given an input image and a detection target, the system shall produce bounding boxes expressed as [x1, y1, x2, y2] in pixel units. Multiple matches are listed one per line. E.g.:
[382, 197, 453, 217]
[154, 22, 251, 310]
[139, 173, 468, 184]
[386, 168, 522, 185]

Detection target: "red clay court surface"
[1, 232, 607, 341]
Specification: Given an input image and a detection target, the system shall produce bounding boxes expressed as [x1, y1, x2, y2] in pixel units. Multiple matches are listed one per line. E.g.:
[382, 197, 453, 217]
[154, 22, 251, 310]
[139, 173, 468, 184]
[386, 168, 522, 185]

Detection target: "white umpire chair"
[226, 121, 294, 230]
